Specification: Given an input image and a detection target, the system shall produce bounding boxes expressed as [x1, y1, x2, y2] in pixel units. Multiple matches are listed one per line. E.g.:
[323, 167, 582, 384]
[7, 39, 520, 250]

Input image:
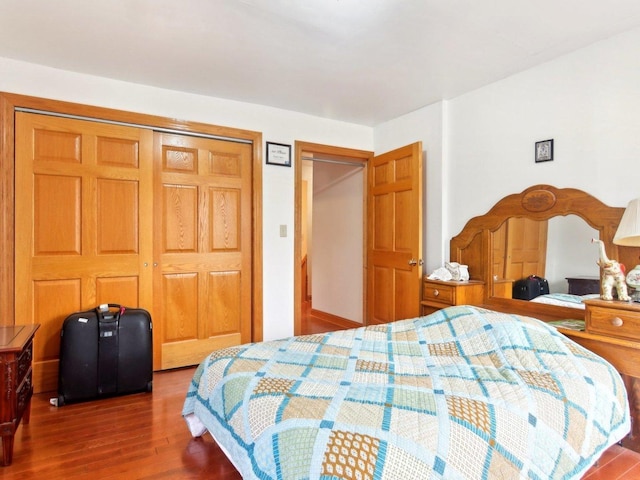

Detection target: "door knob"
[408, 258, 423, 266]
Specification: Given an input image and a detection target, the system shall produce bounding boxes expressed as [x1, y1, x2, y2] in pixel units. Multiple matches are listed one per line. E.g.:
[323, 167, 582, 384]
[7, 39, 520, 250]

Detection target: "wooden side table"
[0, 324, 39, 466]
[421, 278, 484, 315]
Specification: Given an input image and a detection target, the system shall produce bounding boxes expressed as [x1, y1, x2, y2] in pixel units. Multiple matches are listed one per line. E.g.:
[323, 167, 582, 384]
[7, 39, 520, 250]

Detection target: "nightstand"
[421, 278, 484, 315]
[566, 276, 600, 295]
[0, 324, 39, 466]
[563, 299, 640, 452]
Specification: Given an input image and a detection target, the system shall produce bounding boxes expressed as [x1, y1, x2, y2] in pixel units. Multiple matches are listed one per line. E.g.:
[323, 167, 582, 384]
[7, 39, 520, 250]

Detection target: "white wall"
[446, 27, 640, 244]
[376, 27, 640, 275]
[0, 57, 374, 341]
[312, 169, 364, 323]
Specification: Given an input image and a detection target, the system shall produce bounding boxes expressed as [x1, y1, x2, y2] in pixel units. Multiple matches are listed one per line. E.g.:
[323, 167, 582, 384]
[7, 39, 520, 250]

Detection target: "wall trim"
[309, 308, 363, 331]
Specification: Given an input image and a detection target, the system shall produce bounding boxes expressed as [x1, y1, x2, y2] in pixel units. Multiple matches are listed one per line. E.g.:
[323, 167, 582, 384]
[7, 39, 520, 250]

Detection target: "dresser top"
[584, 298, 640, 312]
[0, 324, 39, 351]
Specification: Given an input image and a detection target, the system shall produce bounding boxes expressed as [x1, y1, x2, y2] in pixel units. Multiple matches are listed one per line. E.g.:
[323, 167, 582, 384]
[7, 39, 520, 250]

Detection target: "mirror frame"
[450, 185, 639, 321]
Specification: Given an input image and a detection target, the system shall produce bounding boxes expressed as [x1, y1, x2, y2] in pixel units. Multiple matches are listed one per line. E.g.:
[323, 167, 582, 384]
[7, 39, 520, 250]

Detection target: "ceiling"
[2, 0, 640, 126]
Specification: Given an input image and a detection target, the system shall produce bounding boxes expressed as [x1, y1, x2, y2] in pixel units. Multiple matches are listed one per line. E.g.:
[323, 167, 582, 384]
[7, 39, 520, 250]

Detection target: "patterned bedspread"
[182, 306, 629, 479]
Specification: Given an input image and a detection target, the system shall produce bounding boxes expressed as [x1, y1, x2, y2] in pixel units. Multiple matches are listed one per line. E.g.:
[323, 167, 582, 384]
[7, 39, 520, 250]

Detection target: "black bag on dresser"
[512, 275, 550, 300]
[55, 304, 153, 406]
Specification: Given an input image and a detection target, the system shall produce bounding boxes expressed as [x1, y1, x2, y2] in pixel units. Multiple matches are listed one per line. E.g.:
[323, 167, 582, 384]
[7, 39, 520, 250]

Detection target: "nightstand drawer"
[588, 306, 640, 341]
[423, 282, 455, 305]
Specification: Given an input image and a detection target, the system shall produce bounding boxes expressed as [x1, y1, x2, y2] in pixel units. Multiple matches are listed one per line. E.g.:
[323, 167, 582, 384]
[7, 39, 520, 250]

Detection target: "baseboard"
[309, 308, 362, 330]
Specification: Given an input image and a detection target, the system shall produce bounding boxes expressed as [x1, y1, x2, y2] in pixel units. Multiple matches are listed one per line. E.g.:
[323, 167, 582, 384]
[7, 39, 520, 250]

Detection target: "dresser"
[565, 276, 600, 295]
[0, 324, 39, 466]
[559, 299, 640, 452]
[421, 278, 484, 315]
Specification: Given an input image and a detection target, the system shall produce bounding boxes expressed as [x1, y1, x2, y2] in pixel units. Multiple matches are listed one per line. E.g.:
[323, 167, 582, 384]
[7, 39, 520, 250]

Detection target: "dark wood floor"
[3, 309, 639, 479]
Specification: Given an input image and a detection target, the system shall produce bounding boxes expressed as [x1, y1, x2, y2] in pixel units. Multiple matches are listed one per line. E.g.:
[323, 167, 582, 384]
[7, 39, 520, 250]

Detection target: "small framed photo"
[266, 142, 291, 167]
[535, 139, 554, 163]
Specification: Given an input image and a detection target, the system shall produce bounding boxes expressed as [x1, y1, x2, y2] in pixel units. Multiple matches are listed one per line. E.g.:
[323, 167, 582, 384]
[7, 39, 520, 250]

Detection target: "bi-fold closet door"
[15, 112, 252, 392]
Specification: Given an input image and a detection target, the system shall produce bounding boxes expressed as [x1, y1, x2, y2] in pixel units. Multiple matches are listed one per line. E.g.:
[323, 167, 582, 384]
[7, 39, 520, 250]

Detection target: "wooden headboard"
[450, 184, 640, 321]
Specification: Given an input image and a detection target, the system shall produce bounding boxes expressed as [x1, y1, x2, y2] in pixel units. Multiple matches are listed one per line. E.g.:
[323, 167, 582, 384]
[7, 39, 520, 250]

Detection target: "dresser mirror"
[491, 214, 600, 297]
[450, 185, 640, 321]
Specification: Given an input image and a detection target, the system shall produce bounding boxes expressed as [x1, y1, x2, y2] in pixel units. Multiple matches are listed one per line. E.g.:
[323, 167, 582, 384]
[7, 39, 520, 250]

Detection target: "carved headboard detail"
[450, 184, 640, 321]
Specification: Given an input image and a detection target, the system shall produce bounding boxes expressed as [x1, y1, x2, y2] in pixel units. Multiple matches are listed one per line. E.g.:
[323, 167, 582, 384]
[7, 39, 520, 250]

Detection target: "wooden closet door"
[15, 112, 153, 393]
[154, 133, 252, 369]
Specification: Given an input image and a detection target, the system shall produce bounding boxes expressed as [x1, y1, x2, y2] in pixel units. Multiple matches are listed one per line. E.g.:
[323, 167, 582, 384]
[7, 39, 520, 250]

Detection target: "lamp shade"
[613, 198, 640, 247]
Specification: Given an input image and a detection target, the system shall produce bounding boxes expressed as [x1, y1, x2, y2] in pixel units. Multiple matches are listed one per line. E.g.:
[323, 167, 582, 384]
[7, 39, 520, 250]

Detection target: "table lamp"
[613, 198, 640, 301]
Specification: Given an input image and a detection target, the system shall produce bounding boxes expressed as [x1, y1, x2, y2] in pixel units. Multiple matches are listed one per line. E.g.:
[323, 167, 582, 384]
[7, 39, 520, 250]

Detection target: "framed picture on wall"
[266, 142, 291, 167]
[535, 139, 554, 163]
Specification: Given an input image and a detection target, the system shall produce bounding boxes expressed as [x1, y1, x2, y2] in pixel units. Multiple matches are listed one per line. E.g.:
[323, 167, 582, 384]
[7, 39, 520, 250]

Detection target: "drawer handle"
[433, 289, 439, 297]
[611, 317, 624, 327]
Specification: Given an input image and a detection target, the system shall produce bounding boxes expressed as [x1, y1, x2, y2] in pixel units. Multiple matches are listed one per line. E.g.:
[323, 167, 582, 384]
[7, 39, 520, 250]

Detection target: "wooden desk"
[0, 324, 39, 466]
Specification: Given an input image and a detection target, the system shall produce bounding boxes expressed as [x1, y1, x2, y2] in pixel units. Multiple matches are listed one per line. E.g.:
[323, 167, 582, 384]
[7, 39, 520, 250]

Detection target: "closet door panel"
[97, 178, 139, 254]
[96, 276, 139, 307]
[207, 270, 241, 335]
[155, 133, 252, 370]
[32, 279, 81, 391]
[15, 112, 153, 393]
[96, 136, 139, 167]
[162, 273, 199, 341]
[33, 174, 82, 255]
[210, 188, 240, 250]
[163, 184, 198, 252]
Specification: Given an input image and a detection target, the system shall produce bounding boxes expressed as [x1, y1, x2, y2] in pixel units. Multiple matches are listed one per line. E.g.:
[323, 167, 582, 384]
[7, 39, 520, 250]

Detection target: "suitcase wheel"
[146, 381, 153, 392]
[57, 395, 65, 407]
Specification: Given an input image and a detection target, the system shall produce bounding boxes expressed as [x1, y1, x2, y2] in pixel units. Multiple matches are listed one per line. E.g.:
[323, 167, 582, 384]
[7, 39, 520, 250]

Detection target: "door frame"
[294, 141, 373, 335]
[0, 92, 264, 341]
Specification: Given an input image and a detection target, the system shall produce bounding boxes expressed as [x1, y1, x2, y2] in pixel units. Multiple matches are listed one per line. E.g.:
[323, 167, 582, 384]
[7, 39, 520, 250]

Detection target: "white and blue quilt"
[183, 305, 629, 479]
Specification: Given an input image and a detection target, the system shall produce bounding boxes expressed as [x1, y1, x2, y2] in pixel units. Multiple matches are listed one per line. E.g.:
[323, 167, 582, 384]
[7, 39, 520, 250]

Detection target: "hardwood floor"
[582, 444, 640, 479]
[7, 367, 240, 480]
[2, 310, 639, 479]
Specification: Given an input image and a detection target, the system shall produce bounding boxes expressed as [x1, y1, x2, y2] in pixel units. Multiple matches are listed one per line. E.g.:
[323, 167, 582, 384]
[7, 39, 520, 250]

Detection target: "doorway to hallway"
[294, 142, 372, 335]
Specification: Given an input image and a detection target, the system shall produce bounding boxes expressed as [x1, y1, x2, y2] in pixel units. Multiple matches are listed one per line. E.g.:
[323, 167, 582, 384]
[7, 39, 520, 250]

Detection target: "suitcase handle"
[96, 304, 126, 322]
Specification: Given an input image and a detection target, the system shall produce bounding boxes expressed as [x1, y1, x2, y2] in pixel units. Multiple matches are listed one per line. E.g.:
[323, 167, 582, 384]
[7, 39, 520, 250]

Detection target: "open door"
[367, 142, 423, 324]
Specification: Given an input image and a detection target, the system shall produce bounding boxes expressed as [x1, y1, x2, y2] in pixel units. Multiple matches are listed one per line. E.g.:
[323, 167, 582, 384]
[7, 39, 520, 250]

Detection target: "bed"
[530, 293, 600, 309]
[183, 305, 629, 479]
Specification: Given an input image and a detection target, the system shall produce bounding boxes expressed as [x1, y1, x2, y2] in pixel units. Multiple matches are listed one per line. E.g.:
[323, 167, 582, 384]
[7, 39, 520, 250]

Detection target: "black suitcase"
[56, 304, 153, 406]
[512, 275, 550, 300]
